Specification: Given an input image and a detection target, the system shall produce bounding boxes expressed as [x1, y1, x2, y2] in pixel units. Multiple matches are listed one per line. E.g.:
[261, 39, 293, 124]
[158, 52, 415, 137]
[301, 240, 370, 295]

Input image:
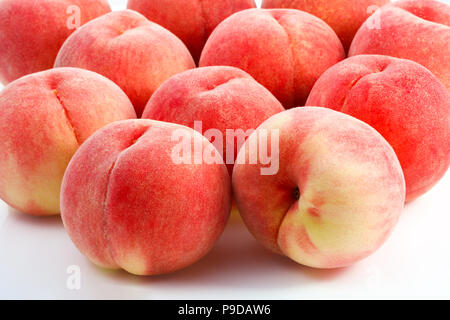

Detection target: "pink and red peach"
[349, 0, 450, 92]
[0, 67, 136, 216]
[127, 0, 256, 63]
[261, 0, 390, 52]
[142, 66, 285, 175]
[0, 0, 111, 84]
[55, 10, 196, 116]
[61, 120, 231, 275]
[306, 55, 450, 202]
[233, 107, 406, 268]
[199, 8, 345, 108]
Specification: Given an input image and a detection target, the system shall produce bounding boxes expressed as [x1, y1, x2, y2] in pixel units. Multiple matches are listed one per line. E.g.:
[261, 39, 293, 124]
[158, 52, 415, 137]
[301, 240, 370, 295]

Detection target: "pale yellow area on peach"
[1, 134, 78, 215]
[278, 132, 398, 267]
[119, 251, 149, 276]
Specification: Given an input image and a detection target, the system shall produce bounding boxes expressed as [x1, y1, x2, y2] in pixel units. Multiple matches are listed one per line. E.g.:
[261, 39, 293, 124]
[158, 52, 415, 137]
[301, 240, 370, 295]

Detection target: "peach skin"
[0, 68, 136, 216]
[142, 66, 285, 175]
[349, 0, 450, 93]
[61, 120, 231, 275]
[261, 0, 390, 52]
[54, 10, 196, 116]
[0, 0, 111, 84]
[127, 0, 256, 63]
[199, 8, 345, 108]
[232, 107, 406, 269]
[306, 55, 450, 202]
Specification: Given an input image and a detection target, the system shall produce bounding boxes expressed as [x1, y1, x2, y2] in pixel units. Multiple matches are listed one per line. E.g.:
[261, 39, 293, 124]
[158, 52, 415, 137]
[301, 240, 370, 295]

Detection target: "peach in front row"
[233, 107, 406, 268]
[61, 120, 231, 276]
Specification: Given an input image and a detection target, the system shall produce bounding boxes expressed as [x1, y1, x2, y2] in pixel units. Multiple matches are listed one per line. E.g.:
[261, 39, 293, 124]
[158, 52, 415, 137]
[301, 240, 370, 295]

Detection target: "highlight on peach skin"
[60, 120, 231, 276]
[0, 68, 136, 216]
[232, 107, 406, 269]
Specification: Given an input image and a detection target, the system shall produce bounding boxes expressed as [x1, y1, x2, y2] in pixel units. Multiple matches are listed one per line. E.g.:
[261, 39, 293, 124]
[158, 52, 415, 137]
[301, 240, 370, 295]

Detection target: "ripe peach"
[0, 0, 111, 84]
[233, 107, 406, 269]
[261, 0, 390, 52]
[349, 0, 450, 92]
[142, 66, 285, 175]
[199, 8, 345, 108]
[54, 10, 196, 116]
[306, 55, 450, 202]
[61, 120, 231, 275]
[0, 68, 136, 216]
[127, 0, 256, 63]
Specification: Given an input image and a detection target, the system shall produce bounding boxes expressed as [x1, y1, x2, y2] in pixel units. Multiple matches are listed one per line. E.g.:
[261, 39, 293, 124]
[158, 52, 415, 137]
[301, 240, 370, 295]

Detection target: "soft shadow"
[7, 206, 63, 227]
[299, 265, 350, 280]
[94, 220, 349, 289]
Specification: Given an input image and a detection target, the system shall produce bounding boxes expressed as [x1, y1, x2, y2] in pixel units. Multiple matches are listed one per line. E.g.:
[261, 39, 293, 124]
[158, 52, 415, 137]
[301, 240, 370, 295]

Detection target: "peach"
[349, 0, 450, 92]
[0, 68, 136, 216]
[0, 0, 111, 85]
[232, 107, 406, 269]
[142, 66, 285, 175]
[199, 8, 345, 108]
[261, 0, 390, 52]
[61, 119, 231, 275]
[306, 55, 450, 202]
[54, 10, 196, 116]
[127, 0, 256, 63]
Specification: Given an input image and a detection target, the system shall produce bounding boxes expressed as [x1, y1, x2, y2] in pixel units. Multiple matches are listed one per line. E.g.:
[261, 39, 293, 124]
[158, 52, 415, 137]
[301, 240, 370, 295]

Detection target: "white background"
[0, 0, 449, 300]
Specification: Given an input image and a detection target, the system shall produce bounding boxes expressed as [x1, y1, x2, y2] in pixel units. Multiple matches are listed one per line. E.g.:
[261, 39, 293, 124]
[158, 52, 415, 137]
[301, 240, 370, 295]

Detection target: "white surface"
[0, 0, 449, 300]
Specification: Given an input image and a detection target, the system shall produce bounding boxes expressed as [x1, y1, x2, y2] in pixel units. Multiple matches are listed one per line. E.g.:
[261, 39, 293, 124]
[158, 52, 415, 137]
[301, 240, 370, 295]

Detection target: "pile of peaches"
[0, 0, 449, 276]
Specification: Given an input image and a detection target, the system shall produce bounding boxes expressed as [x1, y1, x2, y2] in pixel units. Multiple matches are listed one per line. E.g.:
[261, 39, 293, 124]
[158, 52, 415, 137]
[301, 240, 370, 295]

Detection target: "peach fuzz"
[232, 107, 406, 269]
[199, 8, 345, 108]
[306, 55, 450, 202]
[127, 0, 256, 63]
[142, 66, 285, 175]
[61, 120, 231, 276]
[0, 68, 136, 216]
[54, 10, 196, 116]
[0, 0, 111, 85]
[261, 0, 390, 52]
[349, 0, 450, 92]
